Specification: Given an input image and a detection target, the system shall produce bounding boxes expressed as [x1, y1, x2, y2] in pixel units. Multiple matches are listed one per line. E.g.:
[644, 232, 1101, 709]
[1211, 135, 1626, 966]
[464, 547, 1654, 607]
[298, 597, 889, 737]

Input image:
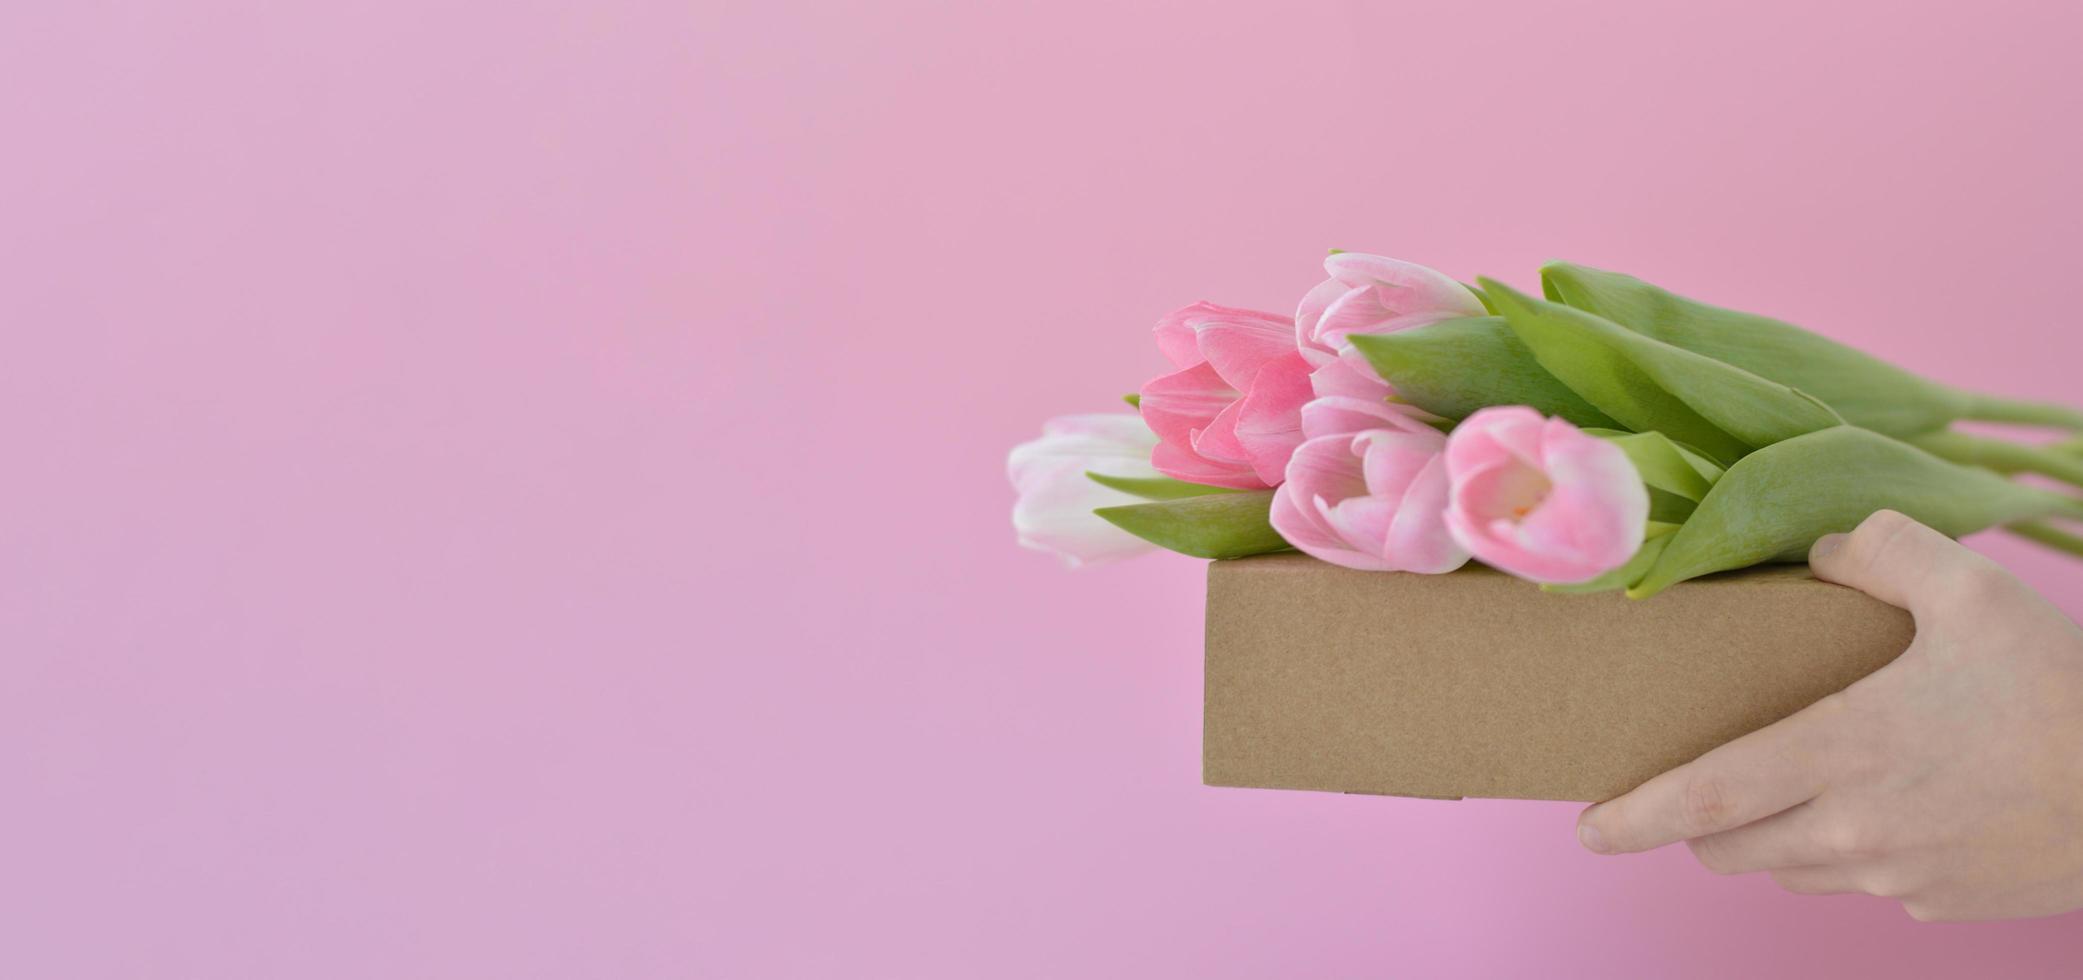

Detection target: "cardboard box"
[1203, 554, 1914, 803]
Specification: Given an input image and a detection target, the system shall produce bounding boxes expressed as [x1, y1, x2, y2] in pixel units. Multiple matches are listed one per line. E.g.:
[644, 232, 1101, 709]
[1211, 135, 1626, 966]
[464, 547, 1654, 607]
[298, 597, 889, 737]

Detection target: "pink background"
[5, 0, 2082, 976]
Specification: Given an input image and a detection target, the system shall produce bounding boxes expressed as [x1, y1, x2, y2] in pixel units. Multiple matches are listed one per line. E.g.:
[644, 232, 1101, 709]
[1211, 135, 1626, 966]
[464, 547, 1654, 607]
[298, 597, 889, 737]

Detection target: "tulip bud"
[1442, 406, 1651, 585]
[1139, 303, 1314, 489]
[1007, 414, 1166, 567]
[1295, 252, 1488, 405]
[1266, 397, 1469, 573]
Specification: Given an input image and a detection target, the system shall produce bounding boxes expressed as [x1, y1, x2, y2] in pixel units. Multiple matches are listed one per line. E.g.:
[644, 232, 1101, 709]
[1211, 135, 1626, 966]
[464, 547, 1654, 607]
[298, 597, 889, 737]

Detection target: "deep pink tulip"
[1267, 396, 1471, 573]
[1294, 252, 1488, 401]
[1139, 302, 1314, 489]
[1442, 406, 1649, 585]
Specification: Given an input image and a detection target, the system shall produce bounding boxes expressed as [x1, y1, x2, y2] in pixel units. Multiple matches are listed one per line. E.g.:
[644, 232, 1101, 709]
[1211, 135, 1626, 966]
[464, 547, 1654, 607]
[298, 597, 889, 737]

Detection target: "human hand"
[1575, 510, 2083, 920]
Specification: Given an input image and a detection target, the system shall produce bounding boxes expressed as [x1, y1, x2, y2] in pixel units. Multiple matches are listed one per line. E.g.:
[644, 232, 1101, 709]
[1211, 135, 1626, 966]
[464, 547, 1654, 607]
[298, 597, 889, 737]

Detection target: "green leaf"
[1538, 262, 2030, 436]
[1094, 490, 1292, 559]
[1541, 522, 1679, 595]
[1646, 488, 1697, 524]
[1904, 429, 2083, 492]
[2007, 521, 2083, 560]
[1481, 279, 1843, 466]
[1346, 317, 1619, 428]
[1629, 427, 2083, 597]
[1084, 471, 1240, 501]
[1122, 393, 1141, 409]
[1464, 282, 1499, 315]
[1964, 398, 2083, 430]
[1588, 430, 1721, 501]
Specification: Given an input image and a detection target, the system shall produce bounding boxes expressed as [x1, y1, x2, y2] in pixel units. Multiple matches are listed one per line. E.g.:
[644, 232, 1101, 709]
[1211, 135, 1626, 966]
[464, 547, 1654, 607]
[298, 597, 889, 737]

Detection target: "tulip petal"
[1007, 414, 1161, 480]
[1012, 460, 1161, 566]
[1269, 481, 1347, 553]
[1303, 395, 1414, 440]
[1194, 308, 1299, 390]
[1383, 453, 1469, 573]
[1324, 253, 1487, 312]
[1282, 432, 1371, 500]
[1358, 428, 1447, 505]
[1311, 285, 1391, 350]
[1442, 406, 1649, 584]
[1527, 421, 1650, 576]
[1232, 352, 1316, 485]
[1444, 405, 1546, 478]
[1139, 361, 1237, 452]
[1007, 413, 1165, 567]
[1152, 439, 1266, 490]
[1315, 287, 1477, 350]
[1319, 491, 1399, 566]
[1153, 302, 1220, 369]
[1190, 396, 1253, 467]
[1307, 253, 1487, 349]
[1294, 277, 1349, 354]
[1307, 353, 1396, 402]
[1270, 435, 1381, 568]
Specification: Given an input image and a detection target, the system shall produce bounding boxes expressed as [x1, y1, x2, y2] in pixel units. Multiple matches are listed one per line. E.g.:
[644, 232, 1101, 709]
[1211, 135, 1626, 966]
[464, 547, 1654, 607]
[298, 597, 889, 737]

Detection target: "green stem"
[1909, 429, 2083, 491]
[2005, 521, 2083, 560]
[1964, 395, 2083, 430]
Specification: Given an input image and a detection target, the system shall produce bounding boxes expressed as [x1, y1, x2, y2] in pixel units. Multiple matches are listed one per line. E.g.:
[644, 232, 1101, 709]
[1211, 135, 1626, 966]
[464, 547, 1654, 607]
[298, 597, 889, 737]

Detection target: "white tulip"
[1007, 413, 1163, 567]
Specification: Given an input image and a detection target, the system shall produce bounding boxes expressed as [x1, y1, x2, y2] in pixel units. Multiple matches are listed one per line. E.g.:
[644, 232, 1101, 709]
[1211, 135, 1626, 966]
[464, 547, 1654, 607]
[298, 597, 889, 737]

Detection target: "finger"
[1578, 698, 1835, 854]
[1769, 866, 1863, 896]
[1773, 864, 1919, 901]
[1686, 802, 1849, 874]
[1808, 509, 1996, 618]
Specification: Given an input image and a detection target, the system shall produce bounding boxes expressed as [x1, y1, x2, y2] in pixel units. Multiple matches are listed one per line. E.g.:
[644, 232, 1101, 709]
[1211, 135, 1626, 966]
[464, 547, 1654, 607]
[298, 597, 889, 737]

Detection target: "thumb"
[1808, 509, 1994, 615]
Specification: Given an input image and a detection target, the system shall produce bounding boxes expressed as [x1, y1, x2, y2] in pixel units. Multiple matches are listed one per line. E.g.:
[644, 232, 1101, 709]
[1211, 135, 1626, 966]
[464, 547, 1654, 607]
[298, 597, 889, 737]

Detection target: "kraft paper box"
[1203, 554, 1915, 803]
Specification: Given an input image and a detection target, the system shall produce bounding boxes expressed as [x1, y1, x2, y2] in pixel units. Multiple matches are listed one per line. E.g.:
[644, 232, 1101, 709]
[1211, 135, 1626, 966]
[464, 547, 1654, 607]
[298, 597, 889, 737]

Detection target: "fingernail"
[1812, 533, 1846, 560]
[1577, 820, 1606, 854]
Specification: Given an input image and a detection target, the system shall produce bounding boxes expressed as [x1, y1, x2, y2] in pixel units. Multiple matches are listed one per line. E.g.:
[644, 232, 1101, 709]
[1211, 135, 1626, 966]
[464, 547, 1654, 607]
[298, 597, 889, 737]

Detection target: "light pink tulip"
[1294, 252, 1488, 402]
[1007, 413, 1164, 567]
[1139, 302, 1314, 489]
[1441, 406, 1650, 585]
[1267, 396, 1470, 573]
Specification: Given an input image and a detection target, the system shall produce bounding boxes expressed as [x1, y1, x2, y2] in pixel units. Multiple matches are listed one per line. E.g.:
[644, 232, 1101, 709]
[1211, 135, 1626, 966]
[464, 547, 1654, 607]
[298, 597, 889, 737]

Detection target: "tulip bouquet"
[1008, 253, 2083, 597]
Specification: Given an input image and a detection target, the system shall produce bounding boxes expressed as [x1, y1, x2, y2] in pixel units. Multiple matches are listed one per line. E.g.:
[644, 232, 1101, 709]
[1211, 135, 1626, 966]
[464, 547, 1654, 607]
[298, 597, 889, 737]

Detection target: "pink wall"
[5, 0, 2082, 976]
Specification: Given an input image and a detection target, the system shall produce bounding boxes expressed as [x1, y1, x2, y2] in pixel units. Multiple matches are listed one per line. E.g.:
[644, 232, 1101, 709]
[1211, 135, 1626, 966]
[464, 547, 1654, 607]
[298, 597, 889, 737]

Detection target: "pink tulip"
[1294, 252, 1488, 401]
[1267, 396, 1471, 573]
[1139, 302, 1315, 489]
[1007, 413, 1165, 567]
[1442, 406, 1649, 585]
